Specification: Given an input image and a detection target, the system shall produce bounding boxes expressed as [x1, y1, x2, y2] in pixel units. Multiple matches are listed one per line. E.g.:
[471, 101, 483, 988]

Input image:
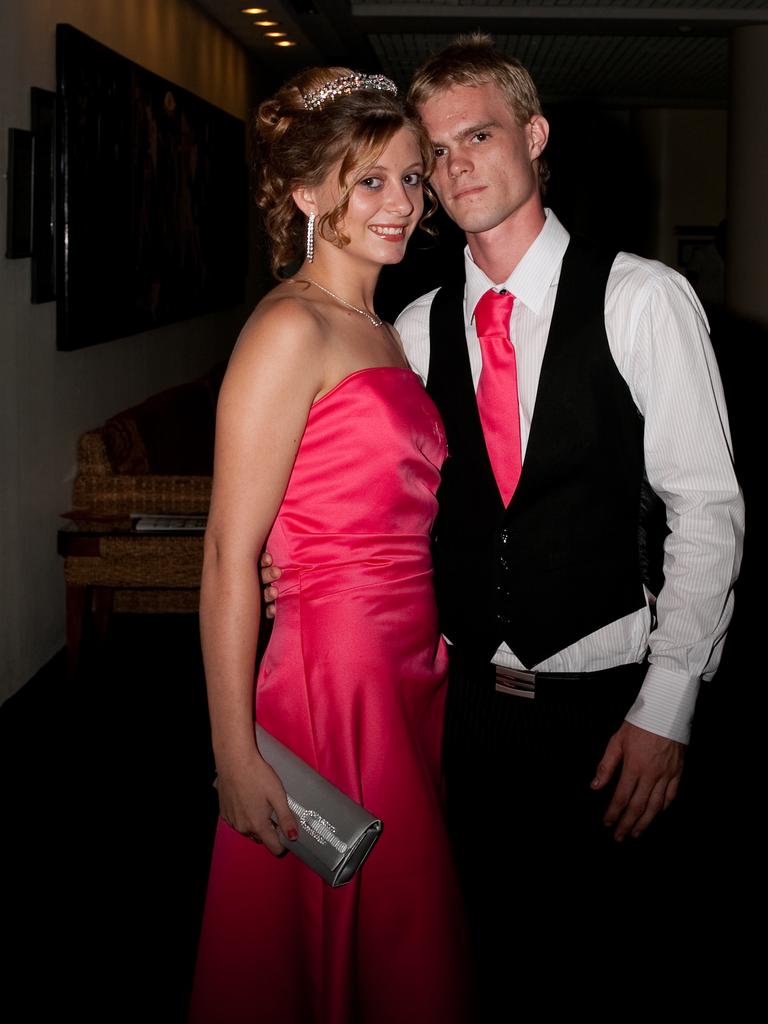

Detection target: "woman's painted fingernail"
[287, 828, 299, 841]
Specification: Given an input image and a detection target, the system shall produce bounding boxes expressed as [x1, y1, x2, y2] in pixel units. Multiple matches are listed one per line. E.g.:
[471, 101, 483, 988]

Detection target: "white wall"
[0, 0, 260, 701]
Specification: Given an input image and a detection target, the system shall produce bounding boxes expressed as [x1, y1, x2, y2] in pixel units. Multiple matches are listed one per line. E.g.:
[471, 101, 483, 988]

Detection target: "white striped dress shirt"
[395, 210, 744, 743]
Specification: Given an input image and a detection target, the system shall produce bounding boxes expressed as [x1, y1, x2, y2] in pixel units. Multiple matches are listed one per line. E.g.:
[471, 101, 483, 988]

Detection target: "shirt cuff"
[624, 665, 700, 744]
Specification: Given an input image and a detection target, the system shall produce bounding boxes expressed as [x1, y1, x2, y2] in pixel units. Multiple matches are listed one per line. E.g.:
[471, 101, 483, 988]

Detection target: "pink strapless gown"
[189, 367, 471, 1024]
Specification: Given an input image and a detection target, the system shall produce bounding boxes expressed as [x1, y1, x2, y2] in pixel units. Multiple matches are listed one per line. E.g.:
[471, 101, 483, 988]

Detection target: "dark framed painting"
[56, 24, 247, 350]
[676, 224, 724, 308]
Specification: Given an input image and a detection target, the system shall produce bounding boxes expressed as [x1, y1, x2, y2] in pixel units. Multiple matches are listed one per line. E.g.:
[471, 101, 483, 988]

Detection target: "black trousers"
[442, 651, 699, 1014]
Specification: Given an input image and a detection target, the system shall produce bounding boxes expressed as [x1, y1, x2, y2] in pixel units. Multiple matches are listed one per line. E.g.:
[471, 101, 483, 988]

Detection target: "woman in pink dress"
[188, 68, 470, 1024]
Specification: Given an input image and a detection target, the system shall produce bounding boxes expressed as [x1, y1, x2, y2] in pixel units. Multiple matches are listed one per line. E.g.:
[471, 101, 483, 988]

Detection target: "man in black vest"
[392, 34, 743, 983]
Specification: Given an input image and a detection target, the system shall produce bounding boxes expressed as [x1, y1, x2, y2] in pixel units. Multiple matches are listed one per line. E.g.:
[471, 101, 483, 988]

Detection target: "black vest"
[427, 237, 647, 667]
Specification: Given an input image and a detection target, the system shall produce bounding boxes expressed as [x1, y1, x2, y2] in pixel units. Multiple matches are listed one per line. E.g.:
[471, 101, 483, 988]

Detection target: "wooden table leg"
[92, 586, 114, 649]
[65, 583, 88, 680]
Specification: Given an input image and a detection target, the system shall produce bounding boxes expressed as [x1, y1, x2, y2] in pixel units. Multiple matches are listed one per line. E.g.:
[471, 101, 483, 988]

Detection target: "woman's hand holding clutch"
[215, 752, 299, 856]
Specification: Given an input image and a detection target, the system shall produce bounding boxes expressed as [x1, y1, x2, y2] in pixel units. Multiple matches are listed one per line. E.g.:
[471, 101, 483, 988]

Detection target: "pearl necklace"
[296, 277, 383, 328]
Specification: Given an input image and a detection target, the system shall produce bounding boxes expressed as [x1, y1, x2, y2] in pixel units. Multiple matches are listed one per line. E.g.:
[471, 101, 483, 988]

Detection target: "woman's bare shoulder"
[235, 285, 328, 362]
[214, 288, 328, 411]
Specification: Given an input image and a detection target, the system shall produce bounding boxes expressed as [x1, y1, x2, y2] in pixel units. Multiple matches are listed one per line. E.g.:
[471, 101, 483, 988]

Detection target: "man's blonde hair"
[407, 33, 543, 126]
[407, 34, 549, 189]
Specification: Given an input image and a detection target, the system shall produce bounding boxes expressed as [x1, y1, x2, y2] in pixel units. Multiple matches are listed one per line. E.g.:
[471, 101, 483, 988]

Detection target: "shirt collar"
[464, 209, 571, 327]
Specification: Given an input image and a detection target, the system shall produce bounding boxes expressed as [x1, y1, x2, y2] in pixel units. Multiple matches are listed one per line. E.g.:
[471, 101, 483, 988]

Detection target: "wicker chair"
[60, 362, 226, 674]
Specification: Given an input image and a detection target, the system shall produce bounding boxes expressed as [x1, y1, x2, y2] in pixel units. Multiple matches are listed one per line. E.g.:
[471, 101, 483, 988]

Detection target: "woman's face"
[317, 126, 425, 267]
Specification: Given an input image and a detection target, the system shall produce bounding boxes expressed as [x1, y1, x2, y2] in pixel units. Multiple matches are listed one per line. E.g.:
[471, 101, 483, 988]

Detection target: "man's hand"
[260, 551, 281, 620]
[591, 722, 685, 841]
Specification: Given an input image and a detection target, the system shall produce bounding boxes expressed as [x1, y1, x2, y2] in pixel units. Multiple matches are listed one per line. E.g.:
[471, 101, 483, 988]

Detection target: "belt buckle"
[495, 666, 536, 699]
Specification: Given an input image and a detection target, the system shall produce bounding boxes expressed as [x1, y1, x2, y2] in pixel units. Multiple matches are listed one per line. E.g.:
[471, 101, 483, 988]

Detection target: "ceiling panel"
[353, 1, 767, 8]
[369, 31, 729, 102]
[198, 0, 768, 104]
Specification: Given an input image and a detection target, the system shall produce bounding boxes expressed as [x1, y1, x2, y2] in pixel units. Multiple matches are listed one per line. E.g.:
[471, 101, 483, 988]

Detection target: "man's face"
[417, 81, 548, 237]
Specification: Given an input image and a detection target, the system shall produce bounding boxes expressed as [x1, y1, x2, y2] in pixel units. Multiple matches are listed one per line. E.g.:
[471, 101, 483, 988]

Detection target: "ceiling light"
[241, 7, 268, 14]
[254, 20, 278, 26]
[275, 40, 296, 47]
[265, 31, 287, 38]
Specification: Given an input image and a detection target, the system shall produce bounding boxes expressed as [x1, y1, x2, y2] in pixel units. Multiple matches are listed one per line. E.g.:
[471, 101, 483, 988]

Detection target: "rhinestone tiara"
[301, 73, 398, 112]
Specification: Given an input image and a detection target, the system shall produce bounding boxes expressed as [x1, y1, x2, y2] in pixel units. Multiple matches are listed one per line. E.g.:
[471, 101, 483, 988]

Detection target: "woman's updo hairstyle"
[254, 67, 434, 276]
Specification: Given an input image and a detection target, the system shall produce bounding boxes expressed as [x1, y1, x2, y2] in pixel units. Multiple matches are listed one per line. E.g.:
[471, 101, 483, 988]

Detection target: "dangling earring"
[306, 211, 315, 263]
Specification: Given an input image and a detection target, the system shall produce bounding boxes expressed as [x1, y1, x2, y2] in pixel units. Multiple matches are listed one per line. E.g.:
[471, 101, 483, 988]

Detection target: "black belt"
[494, 663, 645, 699]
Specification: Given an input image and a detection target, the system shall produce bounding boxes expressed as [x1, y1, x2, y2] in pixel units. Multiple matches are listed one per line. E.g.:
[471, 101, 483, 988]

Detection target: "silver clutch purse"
[255, 724, 383, 887]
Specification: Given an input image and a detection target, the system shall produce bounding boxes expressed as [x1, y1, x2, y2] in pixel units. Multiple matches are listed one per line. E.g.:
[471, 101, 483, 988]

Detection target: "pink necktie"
[474, 288, 522, 506]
